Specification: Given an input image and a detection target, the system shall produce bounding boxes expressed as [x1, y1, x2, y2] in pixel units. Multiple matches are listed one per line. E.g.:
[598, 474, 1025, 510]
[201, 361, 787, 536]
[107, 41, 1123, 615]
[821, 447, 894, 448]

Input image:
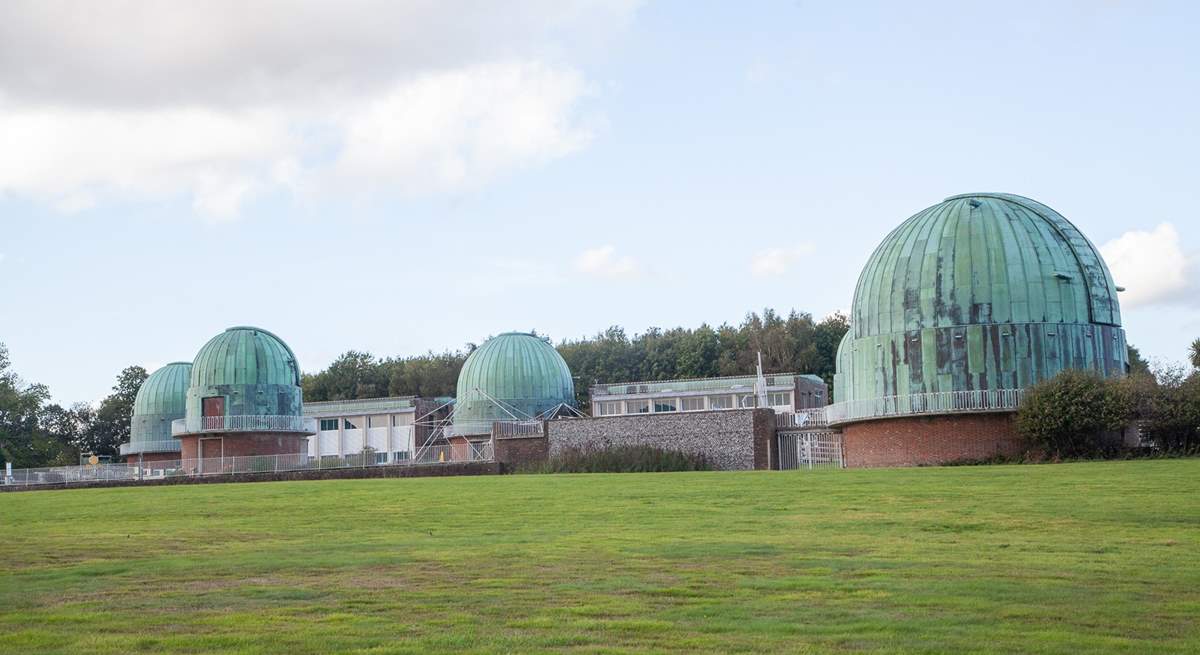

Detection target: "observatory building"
[120, 362, 191, 466]
[451, 332, 576, 438]
[172, 326, 316, 471]
[829, 193, 1128, 466]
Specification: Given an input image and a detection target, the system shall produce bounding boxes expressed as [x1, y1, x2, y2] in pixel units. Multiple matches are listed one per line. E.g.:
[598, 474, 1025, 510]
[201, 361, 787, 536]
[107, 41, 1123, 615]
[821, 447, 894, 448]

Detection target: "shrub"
[1138, 366, 1200, 453]
[1016, 370, 1131, 457]
[522, 444, 713, 474]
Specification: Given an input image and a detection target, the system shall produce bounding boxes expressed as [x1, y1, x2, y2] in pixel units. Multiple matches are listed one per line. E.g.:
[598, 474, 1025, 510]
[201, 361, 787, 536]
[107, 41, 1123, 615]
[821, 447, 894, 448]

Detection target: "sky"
[1, 1, 1198, 405]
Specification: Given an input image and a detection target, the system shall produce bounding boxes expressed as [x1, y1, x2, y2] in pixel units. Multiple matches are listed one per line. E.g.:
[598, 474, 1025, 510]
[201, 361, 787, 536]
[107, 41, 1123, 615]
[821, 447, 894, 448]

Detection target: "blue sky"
[1, 1, 1198, 404]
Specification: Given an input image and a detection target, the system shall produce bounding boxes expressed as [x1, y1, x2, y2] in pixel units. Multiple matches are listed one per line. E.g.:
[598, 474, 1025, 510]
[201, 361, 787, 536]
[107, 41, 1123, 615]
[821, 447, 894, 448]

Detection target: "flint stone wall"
[547, 408, 775, 470]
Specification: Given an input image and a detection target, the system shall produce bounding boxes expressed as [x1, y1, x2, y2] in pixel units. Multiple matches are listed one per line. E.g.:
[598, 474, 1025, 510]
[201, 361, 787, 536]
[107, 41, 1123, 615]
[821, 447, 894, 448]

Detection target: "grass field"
[1, 460, 1198, 654]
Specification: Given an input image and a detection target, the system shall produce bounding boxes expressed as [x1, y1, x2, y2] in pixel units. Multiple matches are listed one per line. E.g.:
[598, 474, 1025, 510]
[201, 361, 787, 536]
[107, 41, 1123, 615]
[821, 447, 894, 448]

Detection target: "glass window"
[681, 397, 705, 411]
[392, 451, 410, 462]
[738, 394, 757, 408]
[344, 417, 365, 430]
[597, 401, 622, 416]
[627, 399, 650, 414]
[768, 392, 792, 408]
[368, 415, 389, 428]
[319, 418, 338, 431]
[708, 395, 732, 410]
[653, 399, 678, 413]
[392, 414, 413, 427]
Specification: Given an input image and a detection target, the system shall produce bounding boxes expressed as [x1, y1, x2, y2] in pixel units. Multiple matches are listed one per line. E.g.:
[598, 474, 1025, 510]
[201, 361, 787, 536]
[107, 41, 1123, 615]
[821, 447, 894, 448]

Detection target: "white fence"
[171, 415, 318, 436]
[826, 389, 1025, 425]
[777, 431, 844, 470]
[1, 440, 494, 488]
[493, 421, 544, 438]
[775, 408, 828, 429]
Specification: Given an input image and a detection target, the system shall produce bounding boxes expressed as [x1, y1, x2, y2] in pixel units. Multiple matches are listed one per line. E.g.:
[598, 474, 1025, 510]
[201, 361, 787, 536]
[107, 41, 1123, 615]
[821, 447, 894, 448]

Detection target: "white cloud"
[751, 243, 816, 277]
[574, 245, 639, 278]
[0, 1, 637, 218]
[1100, 223, 1195, 308]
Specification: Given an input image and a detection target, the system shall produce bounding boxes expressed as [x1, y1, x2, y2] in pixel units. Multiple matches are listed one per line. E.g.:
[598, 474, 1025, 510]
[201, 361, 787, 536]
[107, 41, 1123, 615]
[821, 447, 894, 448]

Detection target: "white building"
[590, 372, 827, 417]
[302, 396, 449, 462]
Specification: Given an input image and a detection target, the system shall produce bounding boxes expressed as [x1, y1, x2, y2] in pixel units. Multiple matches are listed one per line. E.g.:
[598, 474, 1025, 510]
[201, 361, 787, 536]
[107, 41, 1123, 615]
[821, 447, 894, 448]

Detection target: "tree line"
[300, 309, 851, 406]
[0, 343, 146, 468]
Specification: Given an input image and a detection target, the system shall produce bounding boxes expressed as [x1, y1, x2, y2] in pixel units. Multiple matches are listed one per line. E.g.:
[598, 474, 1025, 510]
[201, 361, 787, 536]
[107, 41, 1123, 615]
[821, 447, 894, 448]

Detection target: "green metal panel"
[835, 193, 1128, 405]
[186, 326, 304, 423]
[127, 362, 191, 453]
[453, 332, 575, 429]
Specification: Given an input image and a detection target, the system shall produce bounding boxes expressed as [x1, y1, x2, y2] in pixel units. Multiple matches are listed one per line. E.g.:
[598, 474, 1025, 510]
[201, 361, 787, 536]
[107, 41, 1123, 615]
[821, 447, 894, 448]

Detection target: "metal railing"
[775, 408, 828, 429]
[2, 440, 495, 488]
[171, 415, 318, 436]
[825, 389, 1025, 425]
[778, 431, 844, 470]
[118, 440, 182, 455]
[493, 421, 544, 438]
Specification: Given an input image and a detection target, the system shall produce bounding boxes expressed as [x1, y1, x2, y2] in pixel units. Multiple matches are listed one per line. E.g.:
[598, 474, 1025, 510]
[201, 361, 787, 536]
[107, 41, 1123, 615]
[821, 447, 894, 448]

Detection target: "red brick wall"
[178, 433, 309, 460]
[129, 451, 180, 466]
[841, 413, 1025, 468]
[494, 436, 549, 470]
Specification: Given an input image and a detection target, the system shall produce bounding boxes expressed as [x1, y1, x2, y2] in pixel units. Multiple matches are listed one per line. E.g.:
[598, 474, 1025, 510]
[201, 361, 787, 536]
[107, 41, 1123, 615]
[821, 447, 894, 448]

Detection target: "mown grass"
[1, 460, 1198, 654]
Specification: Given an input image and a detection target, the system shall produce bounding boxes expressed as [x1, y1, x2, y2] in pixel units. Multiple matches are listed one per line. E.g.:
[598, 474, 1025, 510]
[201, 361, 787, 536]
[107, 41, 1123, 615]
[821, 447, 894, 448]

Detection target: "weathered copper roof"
[453, 332, 574, 431]
[190, 326, 301, 388]
[834, 193, 1128, 408]
[127, 362, 191, 453]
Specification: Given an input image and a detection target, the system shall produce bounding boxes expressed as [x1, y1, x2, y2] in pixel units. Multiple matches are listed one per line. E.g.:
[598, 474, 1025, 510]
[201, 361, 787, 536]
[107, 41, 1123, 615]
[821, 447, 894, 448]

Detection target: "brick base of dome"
[126, 451, 181, 465]
[178, 432, 309, 473]
[841, 413, 1025, 468]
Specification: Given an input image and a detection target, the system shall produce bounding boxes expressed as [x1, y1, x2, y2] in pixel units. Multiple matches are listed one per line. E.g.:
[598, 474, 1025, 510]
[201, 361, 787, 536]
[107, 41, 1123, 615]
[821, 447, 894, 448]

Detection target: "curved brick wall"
[840, 413, 1025, 467]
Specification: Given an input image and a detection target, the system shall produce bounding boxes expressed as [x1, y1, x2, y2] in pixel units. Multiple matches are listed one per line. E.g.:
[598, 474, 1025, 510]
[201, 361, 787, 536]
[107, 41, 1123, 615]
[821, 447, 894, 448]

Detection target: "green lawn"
[1, 460, 1198, 654]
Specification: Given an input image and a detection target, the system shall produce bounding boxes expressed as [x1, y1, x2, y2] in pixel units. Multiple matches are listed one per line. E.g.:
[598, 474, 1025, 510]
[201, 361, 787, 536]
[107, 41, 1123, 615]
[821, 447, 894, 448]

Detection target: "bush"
[1137, 366, 1200, 453]
[522, 445, 713, 474]
[1016, 370, 1131, 458]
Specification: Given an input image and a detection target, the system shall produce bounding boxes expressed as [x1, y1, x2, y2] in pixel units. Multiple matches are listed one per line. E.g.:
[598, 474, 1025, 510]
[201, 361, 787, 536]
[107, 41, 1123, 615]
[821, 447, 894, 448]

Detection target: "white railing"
[171, 415, 318, 436]
[493, 421, 544, 438]
[825, 389, 1025, 425]
[778, 431, 844, 470]
[775, 408, 828, 429]
[2, 441, 495, 487]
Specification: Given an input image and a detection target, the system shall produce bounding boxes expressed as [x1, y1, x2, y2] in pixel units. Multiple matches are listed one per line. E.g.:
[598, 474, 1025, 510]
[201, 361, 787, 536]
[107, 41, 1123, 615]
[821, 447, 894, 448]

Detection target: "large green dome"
[834, 193, 1127, 411]
[185, 326, 304, 422]
[452, 332, 575, 434]
[126, 362, 191, 454]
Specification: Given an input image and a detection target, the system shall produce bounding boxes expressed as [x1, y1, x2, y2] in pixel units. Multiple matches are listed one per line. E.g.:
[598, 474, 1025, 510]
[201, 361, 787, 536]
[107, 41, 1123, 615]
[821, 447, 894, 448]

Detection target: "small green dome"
[127, 362, 191, 453]
[835, 193, 1127, 407]
[186, 326, 304, 421]
[453, 332, 575, 433]
[191, 326, 300, 388]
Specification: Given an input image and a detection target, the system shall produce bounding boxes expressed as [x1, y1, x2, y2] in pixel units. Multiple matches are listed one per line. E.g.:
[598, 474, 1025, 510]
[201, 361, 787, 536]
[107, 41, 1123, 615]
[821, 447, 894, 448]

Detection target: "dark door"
[202, 397, 224, 417]
[202, 397, 224, 430]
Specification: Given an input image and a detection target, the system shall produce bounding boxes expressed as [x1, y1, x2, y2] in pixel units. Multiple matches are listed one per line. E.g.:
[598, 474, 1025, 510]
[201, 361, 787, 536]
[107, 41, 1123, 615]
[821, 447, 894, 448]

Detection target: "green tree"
[77, 366, 147, 459]
[1016, 370, 1130, 457]
[0, 343, 54, 467]
[1189, 338, 1200, 370]
[1126, 344, 1152, 377]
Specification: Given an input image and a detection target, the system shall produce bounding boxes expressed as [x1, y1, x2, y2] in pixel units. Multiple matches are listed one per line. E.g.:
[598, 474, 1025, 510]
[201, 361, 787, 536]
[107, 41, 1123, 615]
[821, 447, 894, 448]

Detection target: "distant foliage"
[301, 309, 850, 407]
[1135, 364, 1200, 453]
[1016, 370, 1131, 458]
[523, 445, 713, 474]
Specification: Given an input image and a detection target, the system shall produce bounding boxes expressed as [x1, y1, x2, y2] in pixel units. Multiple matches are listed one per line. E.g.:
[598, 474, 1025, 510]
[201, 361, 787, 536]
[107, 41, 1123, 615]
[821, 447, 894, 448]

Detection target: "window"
[392, 414, 413, 427]
[319, 418, 338, 431]
[681, 397, 705, 412]
[653, 399, 678, 413]
[344, 417, 364, 430]
[708, 395, 732, 410]
[597, 401, 622, 416]
[393, 451, 410, 462]
[738, 394, 757, 408]
[373, 452, 389, 465]
[368, 415, 389, 428]
[627, 400, 650, 414]
[768, 392, 792, 408]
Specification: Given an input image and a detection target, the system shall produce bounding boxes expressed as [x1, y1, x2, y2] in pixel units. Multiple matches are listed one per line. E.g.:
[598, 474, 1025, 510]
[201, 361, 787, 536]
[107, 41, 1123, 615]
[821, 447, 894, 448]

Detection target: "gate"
[777, 430, 844, 470]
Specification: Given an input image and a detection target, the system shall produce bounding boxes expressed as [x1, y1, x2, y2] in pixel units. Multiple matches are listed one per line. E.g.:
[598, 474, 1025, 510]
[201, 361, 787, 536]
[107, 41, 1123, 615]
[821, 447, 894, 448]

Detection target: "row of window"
[595, 392, 793, 416]
[317, 413, 414, 432]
